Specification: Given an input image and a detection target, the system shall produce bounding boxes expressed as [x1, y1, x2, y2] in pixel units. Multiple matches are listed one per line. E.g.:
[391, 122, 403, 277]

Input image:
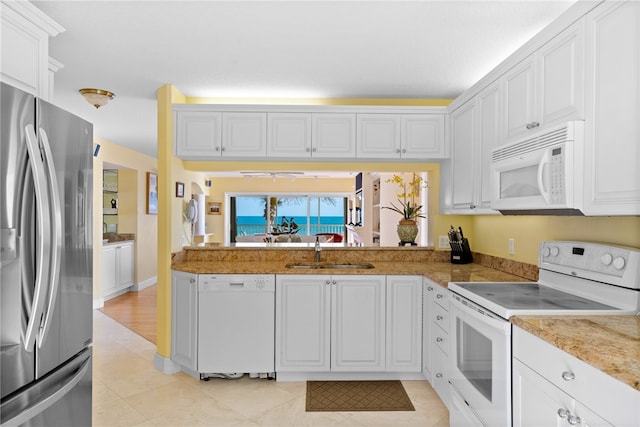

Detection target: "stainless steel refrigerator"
[1, 82, 93, 426]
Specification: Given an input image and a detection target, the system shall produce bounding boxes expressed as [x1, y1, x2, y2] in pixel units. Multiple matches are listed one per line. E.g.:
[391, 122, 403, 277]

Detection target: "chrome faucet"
[314, 236, 322, 262]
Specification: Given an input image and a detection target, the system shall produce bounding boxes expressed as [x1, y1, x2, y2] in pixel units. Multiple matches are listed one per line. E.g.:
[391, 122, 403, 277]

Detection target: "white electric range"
[446, 241, 640, 427]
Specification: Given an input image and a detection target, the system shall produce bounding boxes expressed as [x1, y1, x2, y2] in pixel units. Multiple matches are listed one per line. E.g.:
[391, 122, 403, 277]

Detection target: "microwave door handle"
[22, 125, 53, 351]
[36, 128, 62, 348]
[537, 150, 551, 204]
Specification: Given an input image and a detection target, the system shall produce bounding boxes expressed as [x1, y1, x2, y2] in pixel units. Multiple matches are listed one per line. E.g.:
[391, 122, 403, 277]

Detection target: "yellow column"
[156, 84, 185, 357]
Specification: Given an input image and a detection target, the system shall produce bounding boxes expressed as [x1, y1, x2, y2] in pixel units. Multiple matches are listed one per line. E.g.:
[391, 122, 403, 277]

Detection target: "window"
[230, 194, 346, 242]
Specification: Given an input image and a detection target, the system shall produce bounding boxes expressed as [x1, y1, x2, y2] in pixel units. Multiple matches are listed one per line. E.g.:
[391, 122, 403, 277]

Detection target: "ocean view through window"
[231, 195, 347, 241]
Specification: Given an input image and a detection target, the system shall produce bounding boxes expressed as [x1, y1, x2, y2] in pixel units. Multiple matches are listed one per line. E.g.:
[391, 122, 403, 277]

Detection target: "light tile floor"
[93, 310, 449, 427]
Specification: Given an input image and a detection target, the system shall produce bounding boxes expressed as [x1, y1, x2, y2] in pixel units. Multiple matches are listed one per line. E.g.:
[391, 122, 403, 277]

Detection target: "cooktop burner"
[455, 282, 616, 311]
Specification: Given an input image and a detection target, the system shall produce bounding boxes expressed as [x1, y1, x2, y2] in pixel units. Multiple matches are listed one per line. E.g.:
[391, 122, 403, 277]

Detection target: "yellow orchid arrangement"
[383, 173, 427, 221]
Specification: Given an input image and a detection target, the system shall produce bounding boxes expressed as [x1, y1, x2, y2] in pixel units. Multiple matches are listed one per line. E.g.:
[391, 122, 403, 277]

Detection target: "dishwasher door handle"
[229, 282, 245, 287]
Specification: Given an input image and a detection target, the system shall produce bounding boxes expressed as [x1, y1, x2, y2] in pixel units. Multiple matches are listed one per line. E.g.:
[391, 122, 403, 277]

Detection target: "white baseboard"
[93, 298, 104, 309]
[275, 371, 426, 382]
[153, 353, 182, 375]
[132, 276, 157, 292]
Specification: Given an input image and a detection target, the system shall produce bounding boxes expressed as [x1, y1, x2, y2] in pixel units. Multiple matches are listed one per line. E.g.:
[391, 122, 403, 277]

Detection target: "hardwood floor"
[100, 285, 157, 344]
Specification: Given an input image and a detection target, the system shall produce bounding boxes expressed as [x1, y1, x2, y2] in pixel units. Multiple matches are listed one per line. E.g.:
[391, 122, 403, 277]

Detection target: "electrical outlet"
[438, 235, 450, 249]
[508, 238, 515, 255]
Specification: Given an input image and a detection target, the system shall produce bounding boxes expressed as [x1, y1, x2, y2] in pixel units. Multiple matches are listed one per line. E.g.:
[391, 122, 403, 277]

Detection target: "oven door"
[449, 292, 512, 427]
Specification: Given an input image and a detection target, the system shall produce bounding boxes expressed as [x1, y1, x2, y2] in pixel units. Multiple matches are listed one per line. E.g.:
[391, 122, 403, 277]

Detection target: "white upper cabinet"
[0, 1, 64, 101]
[222, 112, 267, 157]
[357, 114, 446, 159]
[449, 100, 477, 212]
[402, 114, 447, 158]
[267, 113, 312, 157]
[174, 111, 222, 159]
[311, 113, 357, 158]
[175, 106, 447, 161]
[583, 0, 640, 215]
[443, 80, 501, 215]
[357, 114, 401, 158]
[503, 20, 585, 141]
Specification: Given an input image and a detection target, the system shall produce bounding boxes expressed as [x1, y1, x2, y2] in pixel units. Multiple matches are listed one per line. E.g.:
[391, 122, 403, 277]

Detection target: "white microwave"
[490, 121, 584, 215]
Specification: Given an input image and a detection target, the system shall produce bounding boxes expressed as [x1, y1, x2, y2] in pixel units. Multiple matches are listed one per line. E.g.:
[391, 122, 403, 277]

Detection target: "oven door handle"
[450, 293, 511, 335]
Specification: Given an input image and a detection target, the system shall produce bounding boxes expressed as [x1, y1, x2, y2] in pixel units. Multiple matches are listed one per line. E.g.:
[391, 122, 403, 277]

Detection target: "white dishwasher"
[197, 274, 275, 379]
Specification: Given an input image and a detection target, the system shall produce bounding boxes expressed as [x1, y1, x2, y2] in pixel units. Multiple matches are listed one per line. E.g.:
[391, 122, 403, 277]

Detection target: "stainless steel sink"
[285, 263, 375, 269]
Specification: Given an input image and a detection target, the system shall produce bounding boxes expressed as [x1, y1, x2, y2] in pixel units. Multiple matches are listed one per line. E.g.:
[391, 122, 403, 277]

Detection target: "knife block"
[450, 238, 473, 264]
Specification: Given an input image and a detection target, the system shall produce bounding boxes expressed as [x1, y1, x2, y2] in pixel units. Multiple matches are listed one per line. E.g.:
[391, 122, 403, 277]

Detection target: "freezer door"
[35, 99, 93, 378]
[0, 348, 92, 427]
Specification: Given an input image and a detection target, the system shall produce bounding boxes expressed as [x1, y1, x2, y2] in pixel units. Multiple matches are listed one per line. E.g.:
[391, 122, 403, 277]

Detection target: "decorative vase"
[397, 220, 418, 245]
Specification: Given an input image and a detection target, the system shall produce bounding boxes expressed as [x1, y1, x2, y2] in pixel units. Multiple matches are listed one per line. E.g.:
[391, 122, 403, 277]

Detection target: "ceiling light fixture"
[79, 88, 115, 109]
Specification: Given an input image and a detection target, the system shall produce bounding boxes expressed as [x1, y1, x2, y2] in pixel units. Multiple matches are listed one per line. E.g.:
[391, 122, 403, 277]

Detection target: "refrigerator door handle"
[22, 125, 53, 352]
[35, 128, 62, 348]
[0, 352, 91, 427]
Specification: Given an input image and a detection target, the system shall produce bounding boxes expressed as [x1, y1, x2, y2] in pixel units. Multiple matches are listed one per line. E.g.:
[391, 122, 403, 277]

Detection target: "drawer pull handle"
[561, 371, 575, 381]
[436, 315, 443, 320]
[427, 286, 434, 291]
[436, 294, 443, 299]
[567, 414, 581, 425]
[436, 337, 443, 343]
[435, 373, 443, 378]
[557, 408, 569, 418]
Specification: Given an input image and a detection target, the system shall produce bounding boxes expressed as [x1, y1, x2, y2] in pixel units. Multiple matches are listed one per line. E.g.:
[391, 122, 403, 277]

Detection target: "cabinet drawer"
[433, 302, 448, 333]
[432, 345, 450, 408]
[513, 327, 639, 426]
[433, 323, 448, 355]
[434, 287, 449, 310]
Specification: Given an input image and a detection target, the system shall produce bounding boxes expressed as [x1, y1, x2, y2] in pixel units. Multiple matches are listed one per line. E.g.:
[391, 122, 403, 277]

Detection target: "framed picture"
[208, 201, 221, 215]
[146, 172, 158, 215]
[175, 182, 184, 198]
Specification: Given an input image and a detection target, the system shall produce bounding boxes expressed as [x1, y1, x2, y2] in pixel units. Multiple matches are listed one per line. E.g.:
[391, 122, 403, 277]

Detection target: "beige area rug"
[306, 380, 415, 412]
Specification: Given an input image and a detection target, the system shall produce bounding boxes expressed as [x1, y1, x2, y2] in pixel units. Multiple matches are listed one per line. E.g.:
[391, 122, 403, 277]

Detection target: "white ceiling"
[33, 0, 577, 159]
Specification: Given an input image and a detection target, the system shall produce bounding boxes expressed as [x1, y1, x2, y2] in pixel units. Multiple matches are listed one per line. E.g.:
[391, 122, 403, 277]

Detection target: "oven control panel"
[539, 241, 640, 290]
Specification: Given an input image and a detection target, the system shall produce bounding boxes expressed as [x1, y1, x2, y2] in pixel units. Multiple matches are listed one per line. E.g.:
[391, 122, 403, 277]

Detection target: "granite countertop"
[512, 316, 640, 391]
[171, 247, 638, 391]
[171, 260, 531, 288]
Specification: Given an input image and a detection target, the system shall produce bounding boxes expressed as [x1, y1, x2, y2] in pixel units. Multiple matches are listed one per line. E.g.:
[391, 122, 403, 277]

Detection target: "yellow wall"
[471, 215, 640, 264]
[93, 137, 158, 303]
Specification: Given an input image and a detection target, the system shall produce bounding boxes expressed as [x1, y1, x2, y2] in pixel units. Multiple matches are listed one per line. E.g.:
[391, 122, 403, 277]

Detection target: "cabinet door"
[356, 114, 401, 158]
[275, 275, 330, 371]
[476, 82, 501, 211]
[267, 113, 312, 157]
[537, 21, 584, 127]
[331, 275, 386, 371]
[312, 113, 356, 158]
[116, 243, 134, 289]
[450, 100, 477, 211]
[503, 57, 536, 139]
[222, 112, 267, 157]
[386, 276, 422, 372]
[513, 359, 575, 427]
[583, 0, 640, 215]
[101, 246, 116, 296]
[171, 271, 198, 371]
[174, 111, 222, 158]
[402, 114, 446, 159]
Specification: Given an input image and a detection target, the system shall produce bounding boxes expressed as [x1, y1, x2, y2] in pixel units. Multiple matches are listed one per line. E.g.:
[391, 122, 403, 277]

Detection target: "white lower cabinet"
[171, 271, 198, 372]
[385, 276, 422, 372]
[276, 274, 386, 372]
[423, 278, 451, 408]
[276, 274, 422, 374]
[513, 326, 639, 427]
[101, 241, 134, 299]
